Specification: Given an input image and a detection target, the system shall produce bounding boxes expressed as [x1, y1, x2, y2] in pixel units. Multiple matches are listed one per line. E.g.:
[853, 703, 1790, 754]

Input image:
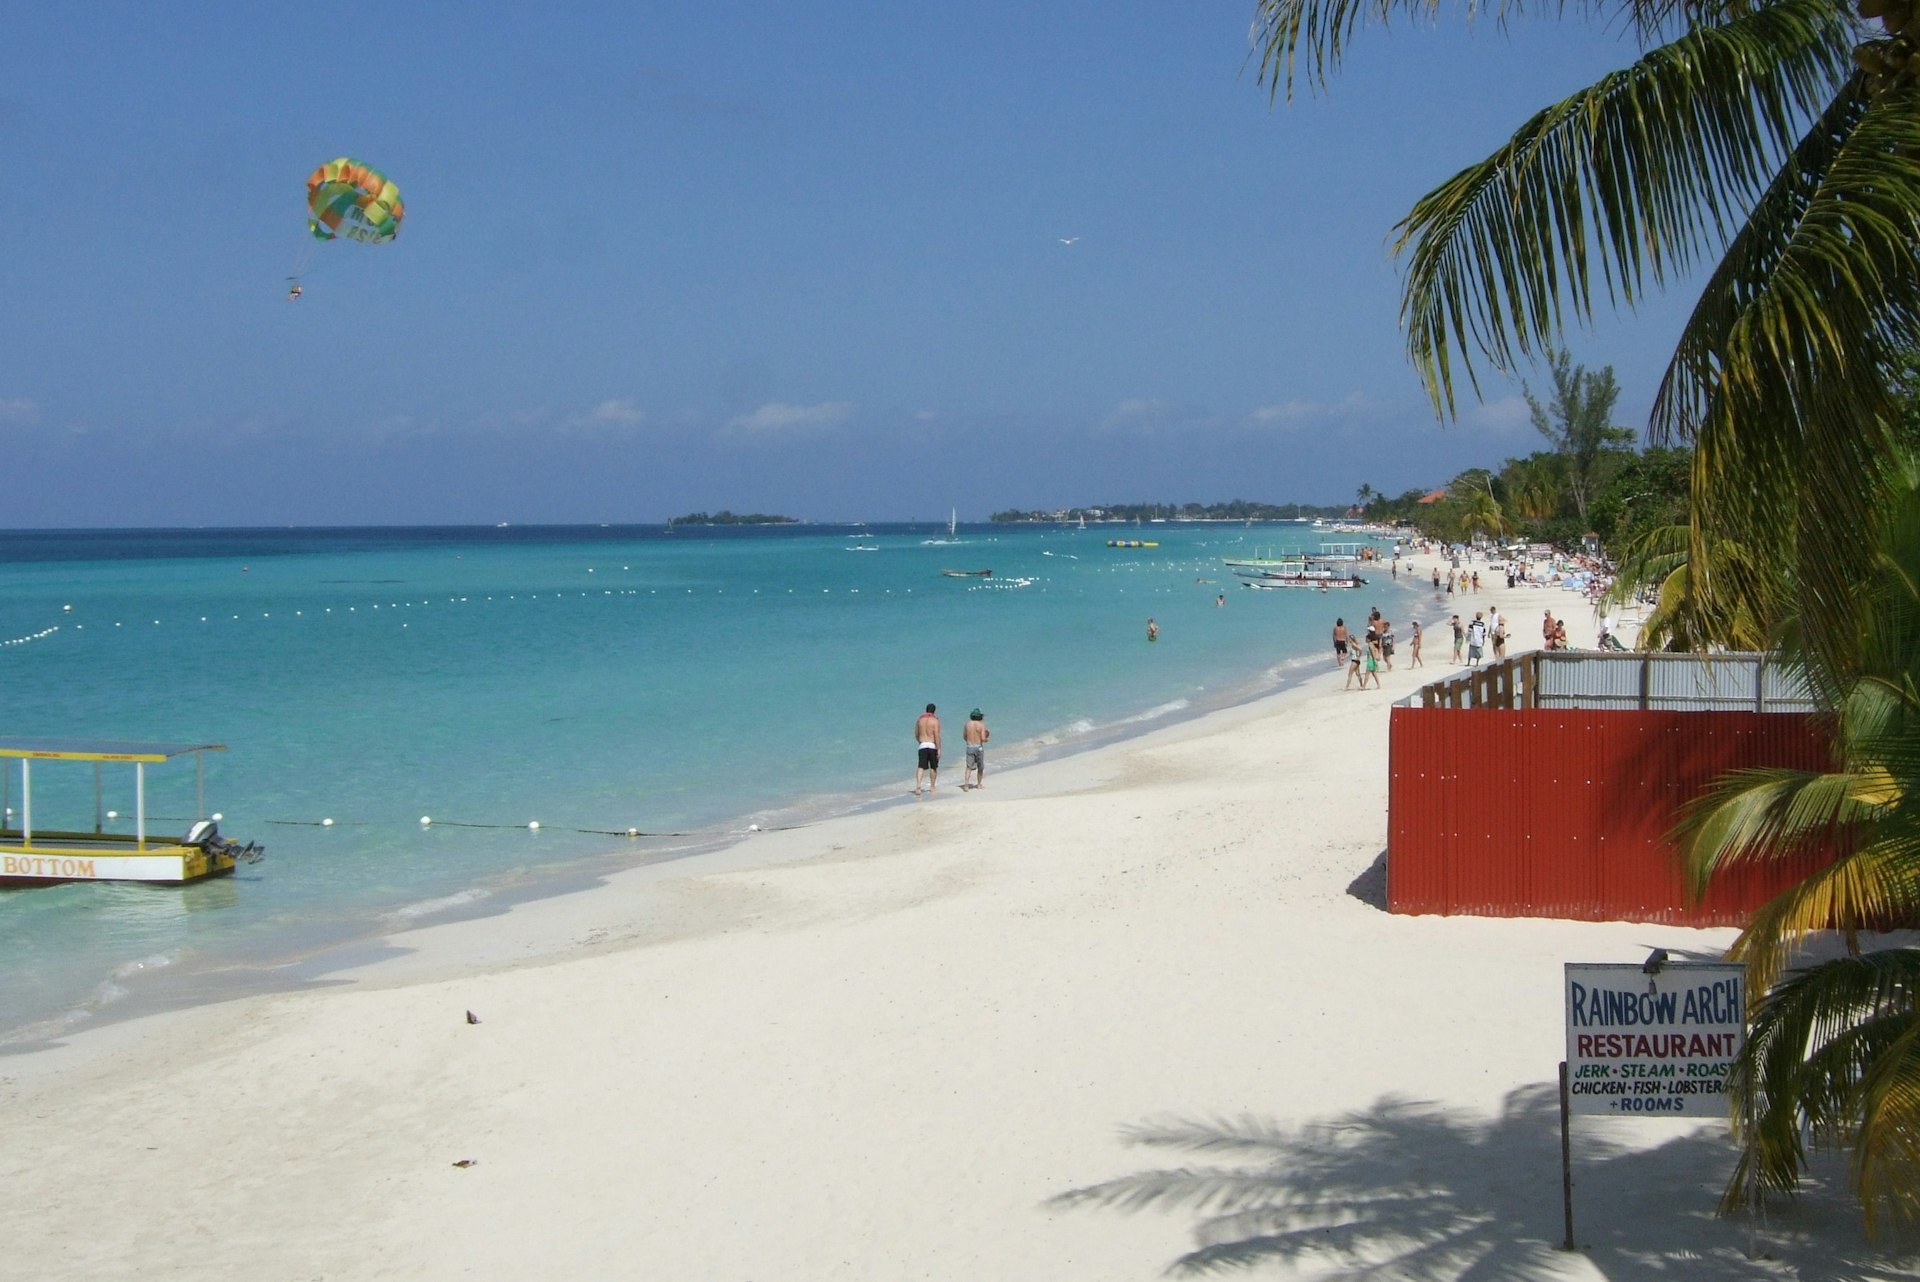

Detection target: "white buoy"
[322, 818, 334, 827]
[420, 816, 432, 826]
[211, 813, 222, 822]
[106, 810, 118, 820]
[626, 827, 638, 836]
[63, 604, 71, 612]
[528, 820, 540, 830]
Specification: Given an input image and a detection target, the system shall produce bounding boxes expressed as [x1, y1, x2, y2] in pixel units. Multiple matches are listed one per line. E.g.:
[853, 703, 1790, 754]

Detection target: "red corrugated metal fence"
[1387, 707, 1833, 925]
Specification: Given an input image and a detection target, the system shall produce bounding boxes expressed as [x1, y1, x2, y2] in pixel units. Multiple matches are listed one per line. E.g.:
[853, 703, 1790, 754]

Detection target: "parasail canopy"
[306, 158, 403, 244]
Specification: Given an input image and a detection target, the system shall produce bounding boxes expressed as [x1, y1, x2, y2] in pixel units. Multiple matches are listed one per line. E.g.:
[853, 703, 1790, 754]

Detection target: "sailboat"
[921, 507, 963, 546]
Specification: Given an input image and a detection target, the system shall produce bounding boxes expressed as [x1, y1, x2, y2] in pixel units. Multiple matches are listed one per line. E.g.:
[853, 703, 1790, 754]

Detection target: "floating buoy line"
[0, 576, 1023, 646]
[3, 625, 59, 647]
[104, 812, 807, 841]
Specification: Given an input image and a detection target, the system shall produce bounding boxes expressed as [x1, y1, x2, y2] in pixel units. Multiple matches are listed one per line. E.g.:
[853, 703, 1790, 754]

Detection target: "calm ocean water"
[0, 521, 1423, 1044]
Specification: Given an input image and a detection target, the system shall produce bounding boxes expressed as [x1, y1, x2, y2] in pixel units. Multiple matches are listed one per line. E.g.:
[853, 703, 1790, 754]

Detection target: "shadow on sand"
[1345, 849, 1388, 912]
[1053, 1084, 1913, 1279]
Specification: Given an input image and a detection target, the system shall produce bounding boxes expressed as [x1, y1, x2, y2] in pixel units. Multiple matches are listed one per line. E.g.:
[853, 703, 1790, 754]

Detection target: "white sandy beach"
[0, 576, 1904, 1280]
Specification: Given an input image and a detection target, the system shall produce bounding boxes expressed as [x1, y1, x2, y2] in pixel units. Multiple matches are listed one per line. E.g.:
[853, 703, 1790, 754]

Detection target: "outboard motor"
[184, 819, 265, 865]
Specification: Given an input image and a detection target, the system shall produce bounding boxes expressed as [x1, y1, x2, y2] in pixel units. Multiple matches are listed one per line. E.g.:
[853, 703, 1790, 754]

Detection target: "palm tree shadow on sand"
[1053, 1084, 1912, 1279]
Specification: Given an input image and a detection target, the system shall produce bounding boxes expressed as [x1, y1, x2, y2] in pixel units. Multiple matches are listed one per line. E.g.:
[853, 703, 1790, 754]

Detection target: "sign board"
[1564, 961, 1745, 1118]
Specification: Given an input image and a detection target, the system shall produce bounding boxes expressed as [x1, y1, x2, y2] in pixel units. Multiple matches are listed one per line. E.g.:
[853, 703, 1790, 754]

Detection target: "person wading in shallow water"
[1146, 617, 1159, 643]
[914, 703, 942, 798]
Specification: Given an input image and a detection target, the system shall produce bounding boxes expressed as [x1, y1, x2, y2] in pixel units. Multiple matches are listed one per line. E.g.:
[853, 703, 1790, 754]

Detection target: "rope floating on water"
[91, 812, 812, 841]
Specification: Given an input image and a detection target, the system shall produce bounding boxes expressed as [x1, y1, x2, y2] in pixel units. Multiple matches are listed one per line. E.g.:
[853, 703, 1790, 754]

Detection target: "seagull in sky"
[1057, 237, 1079, 245]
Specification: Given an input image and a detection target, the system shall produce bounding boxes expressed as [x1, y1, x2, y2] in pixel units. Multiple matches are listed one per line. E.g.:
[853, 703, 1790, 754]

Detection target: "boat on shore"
[0, 738, 263, 886]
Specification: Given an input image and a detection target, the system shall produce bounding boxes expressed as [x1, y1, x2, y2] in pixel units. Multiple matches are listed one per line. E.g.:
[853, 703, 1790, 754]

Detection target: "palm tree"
[1499, 454, 1567, 524]
[1254, 0, 1918, 668]
[1676, 456, 1920, 1230]
[1251, 0, 1920, 1222]
[1522, 352, 1635, 525]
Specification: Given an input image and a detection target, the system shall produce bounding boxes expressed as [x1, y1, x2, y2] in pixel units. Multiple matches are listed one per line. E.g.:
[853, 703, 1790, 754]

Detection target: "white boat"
[1222, 549, 1311, 571]
[0, 738, 263, 885]
[921, 508, 964, 546]
[1240, 575, 1365, 590]
[1233, 561, 1367, 589]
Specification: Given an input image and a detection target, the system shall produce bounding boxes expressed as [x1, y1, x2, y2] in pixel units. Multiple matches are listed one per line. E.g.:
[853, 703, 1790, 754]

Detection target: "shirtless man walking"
[963, 708, 990, 789]
[914, 703, 942, 797]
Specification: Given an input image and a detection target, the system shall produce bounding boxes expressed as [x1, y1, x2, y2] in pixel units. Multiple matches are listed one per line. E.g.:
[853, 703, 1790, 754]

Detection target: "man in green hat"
[963, 708, 990, 790]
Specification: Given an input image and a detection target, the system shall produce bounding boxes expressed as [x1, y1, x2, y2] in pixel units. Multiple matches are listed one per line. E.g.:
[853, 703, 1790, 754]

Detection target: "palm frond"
[1681, 767, 1867, 886]
[1853, 1016, 1920, 1232]
[1388, 0, 1853, 412]
[1724, 842, 1920, 990]
[1724, 950, 1920, 1221]
[1661, 88, 1920, 671]
[1251, 0, 1537, 102]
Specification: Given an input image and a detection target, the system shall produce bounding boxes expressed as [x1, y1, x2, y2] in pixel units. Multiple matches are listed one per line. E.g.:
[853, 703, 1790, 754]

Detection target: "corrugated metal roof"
[1402, 652, 1817, 712]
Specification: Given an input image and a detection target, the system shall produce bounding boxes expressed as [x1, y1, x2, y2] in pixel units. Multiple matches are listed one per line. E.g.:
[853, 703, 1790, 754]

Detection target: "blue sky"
[1, 2, 1702, 526]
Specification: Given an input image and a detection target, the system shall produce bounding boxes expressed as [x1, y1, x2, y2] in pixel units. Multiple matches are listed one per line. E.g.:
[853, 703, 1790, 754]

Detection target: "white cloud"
[1101, 397, 1167, 430]
[584, 399, 645, 426]
[1461, 395, 1532, 434]
[1091, 397, 1228, 437]
[727, 400, 854, 433]
[0, 397, 40, 423]
[1247, 391, 1381, 429]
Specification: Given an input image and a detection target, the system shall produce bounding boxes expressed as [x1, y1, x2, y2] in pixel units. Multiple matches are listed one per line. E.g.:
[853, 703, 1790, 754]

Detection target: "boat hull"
[1239, 576, 1366, 590]
[0, 833, 238, 885]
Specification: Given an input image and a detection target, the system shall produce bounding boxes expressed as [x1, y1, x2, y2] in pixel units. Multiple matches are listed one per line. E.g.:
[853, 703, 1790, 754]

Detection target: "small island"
[666, 510, 799, 527]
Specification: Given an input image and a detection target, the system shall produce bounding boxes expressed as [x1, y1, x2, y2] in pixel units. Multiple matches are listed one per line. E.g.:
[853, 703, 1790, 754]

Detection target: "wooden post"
[1559, 1059, 1576, 1251]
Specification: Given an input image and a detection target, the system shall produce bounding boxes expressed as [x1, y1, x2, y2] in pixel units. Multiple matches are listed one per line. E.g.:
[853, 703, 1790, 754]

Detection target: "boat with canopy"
[0, 738, 263, 885]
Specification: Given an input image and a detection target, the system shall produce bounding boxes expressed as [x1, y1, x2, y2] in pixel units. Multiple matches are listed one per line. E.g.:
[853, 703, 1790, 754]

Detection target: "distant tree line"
[990, 499, 1349, 523]
[1358, 353, 1689, 559]
[666, 511, 797, 526]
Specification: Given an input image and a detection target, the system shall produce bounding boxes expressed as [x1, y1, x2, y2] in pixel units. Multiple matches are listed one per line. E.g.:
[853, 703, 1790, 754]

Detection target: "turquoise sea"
[0, 521, 1425, 1045]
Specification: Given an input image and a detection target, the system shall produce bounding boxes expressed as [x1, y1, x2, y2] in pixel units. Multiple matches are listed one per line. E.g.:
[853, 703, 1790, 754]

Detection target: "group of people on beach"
[1448, 609, 1507, 665]
[1541, 609, 1571, 650]
[1432, 567, 1482, 596]
[913, 703, 990, 798]
[1334, 607, 1423, 690]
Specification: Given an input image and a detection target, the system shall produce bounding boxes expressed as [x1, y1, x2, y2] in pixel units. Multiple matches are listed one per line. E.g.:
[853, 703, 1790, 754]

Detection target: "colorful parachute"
[305, 158, 403, 244]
